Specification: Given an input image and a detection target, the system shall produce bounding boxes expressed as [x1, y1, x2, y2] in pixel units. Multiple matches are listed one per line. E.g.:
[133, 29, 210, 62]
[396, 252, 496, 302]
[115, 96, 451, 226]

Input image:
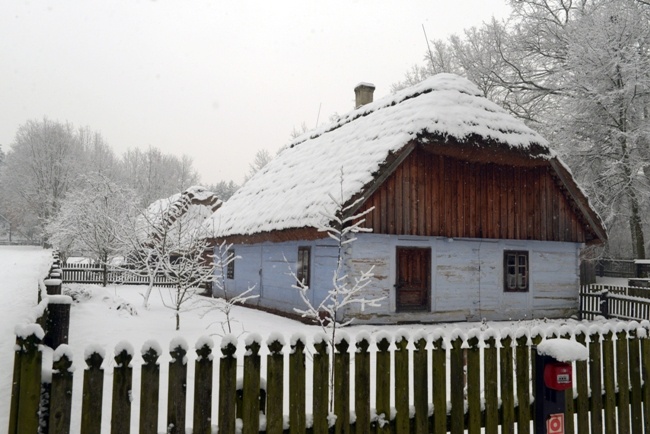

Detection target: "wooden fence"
[9, 321, 650, 434]
[62, 263, 176, 287]
[580, 284, 650, 321]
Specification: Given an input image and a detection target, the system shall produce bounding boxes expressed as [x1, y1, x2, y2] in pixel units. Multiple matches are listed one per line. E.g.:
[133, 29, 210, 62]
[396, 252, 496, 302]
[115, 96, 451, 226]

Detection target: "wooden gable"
[353, 143, 603, 244]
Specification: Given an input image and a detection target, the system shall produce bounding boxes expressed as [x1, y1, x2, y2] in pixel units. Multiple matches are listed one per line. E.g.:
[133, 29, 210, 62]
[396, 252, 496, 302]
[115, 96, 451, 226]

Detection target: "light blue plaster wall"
[214, 234, 582, 324]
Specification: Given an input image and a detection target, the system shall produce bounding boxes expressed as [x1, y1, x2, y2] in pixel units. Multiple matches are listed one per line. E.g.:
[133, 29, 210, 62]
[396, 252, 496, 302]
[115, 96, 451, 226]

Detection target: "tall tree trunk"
[175, 309, 180, 331]
[629, 192, 646, 259]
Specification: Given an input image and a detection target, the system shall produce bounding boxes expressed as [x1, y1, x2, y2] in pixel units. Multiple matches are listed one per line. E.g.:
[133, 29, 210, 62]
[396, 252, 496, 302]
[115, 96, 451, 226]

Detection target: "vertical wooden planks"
[642, 327, 650, 434]
[243, 337, 261, 434]
[16, 331, 42, 434]
[628, 326, 643, 434]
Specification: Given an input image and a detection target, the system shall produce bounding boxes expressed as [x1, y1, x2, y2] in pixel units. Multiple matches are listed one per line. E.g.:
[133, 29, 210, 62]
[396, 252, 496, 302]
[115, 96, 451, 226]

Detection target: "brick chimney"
[354, 82, 375, 108]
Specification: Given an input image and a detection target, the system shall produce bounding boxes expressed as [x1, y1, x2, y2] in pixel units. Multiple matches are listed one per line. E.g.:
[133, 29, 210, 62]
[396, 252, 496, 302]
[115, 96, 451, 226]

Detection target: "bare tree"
[45, 173, 140, 285]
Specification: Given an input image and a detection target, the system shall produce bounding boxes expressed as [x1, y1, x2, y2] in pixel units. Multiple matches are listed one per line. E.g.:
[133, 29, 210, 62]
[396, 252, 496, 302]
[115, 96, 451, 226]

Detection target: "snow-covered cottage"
[206, 74, 606, 323]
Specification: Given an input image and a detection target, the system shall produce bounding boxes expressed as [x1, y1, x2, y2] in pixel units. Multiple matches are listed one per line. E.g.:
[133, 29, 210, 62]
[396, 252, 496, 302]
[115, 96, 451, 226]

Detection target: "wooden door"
[396, 247, 431, 311]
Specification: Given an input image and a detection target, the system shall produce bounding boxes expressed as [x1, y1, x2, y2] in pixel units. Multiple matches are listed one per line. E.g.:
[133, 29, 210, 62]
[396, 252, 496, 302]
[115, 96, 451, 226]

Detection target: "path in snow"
[0, 246, 52, 430]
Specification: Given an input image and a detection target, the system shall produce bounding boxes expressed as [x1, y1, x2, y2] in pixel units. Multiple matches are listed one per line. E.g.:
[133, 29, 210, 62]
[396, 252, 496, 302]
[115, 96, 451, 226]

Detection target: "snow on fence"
[580, 284, 650, 321]
[9, 321, 650, 434]
[62, 262, 176, 287]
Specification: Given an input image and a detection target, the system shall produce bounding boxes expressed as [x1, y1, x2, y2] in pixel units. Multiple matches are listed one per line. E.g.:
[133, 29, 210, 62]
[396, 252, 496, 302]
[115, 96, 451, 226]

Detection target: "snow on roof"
[206, 73, 550, 238]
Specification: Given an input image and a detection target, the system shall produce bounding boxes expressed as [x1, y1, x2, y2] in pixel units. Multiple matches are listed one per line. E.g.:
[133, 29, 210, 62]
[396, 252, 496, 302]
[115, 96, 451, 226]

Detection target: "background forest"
[1, 0, 649, 260]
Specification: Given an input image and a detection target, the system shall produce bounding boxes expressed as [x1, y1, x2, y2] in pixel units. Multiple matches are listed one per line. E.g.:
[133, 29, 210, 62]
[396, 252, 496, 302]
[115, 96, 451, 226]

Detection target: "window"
[226, 249, 235, 279]
[504, 251, 528, 292]
[297, 246, 311, 288]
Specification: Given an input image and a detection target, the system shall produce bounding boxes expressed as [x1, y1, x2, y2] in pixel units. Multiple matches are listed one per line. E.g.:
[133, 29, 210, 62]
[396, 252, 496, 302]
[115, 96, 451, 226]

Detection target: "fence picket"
[139, 345, 160, 434]
[17, 331, 42, 434]
[354, 336, 371, 434]
[111, 347, 133, 434]
[412, 336, 428, 434]
[243, 338, 261, 434]
[466, 333, 481, 434]
[193, 340, 214, 434]
[602, 330, 616, 434]
[628, 327, 643, 434]
[289, 336, 306, 434]
[49, 352, 73, 434]
[81, 351, 104, 434]
[8, 337, 22, 434]
[483, 334, 498, 434]
[218, 339, 237, 434]
[500, 334, 515, 434]
[515, 334, 530, 434]
[167, 341, 188, 434]
[615, 329, 630, 434]
[334, 336, 351, 434]
[375, 335, 391, 434]
[588, 327, 603, 434]
[574, 329, 590, 434]
[641, 330, 650, 434]
[560, 330, 575, 434]
[393, 334, 408, 434]
[431, 335, 446, 434]
[449, 334, 464, 434]
[267, 338, 284, 434]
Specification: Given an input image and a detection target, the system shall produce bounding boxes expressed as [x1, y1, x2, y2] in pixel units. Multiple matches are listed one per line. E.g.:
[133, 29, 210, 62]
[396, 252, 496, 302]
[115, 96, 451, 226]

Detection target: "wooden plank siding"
[357, 147, 590, 243]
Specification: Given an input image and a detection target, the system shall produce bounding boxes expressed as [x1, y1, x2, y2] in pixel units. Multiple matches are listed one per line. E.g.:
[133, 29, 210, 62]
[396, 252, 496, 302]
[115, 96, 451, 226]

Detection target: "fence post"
[44, 295, 72, 349]
[80, 350, 104, 434]
[193, 337, 214, 434]
[394, 332, 409, 434]
[49, 345, 74, 434]
[354, 334, 370, 434]
[289, 335, 306, 434]
[334, 333, 351, 434]
[167, 338, 188, 434]
[139, 342, 161, 434]
[242, 335, 262, 434]
[16, 325, 44, 434]
[615, 327, 631, 434]
[587, 326, 603, 434]
[111, 343, 133, 434]
[628, 326, 643, 434]
[574, 328, 590, 433]
[44, 278, 62, 296]
[602, 329, 616, 434]
[219, 336, 238, 434]
[600, 290, 610, 318]
[8, 335, 24, 434]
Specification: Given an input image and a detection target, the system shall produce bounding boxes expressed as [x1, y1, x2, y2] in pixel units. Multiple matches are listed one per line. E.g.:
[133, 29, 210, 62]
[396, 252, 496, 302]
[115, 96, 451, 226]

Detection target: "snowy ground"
[0, 247, 624, 433]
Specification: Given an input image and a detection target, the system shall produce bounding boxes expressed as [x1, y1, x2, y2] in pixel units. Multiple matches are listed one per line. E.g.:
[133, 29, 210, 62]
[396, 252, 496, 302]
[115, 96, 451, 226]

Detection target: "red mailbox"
[544, 362, 572, 391]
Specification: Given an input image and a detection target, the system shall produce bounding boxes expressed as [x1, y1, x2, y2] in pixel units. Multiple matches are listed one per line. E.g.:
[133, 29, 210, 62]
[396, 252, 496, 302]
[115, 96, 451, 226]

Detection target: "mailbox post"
[534, 339, 588, 434]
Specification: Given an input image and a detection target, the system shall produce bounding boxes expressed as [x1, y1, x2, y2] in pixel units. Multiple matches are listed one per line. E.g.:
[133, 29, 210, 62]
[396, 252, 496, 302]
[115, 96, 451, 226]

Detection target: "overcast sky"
[1, 1, 510, 186]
